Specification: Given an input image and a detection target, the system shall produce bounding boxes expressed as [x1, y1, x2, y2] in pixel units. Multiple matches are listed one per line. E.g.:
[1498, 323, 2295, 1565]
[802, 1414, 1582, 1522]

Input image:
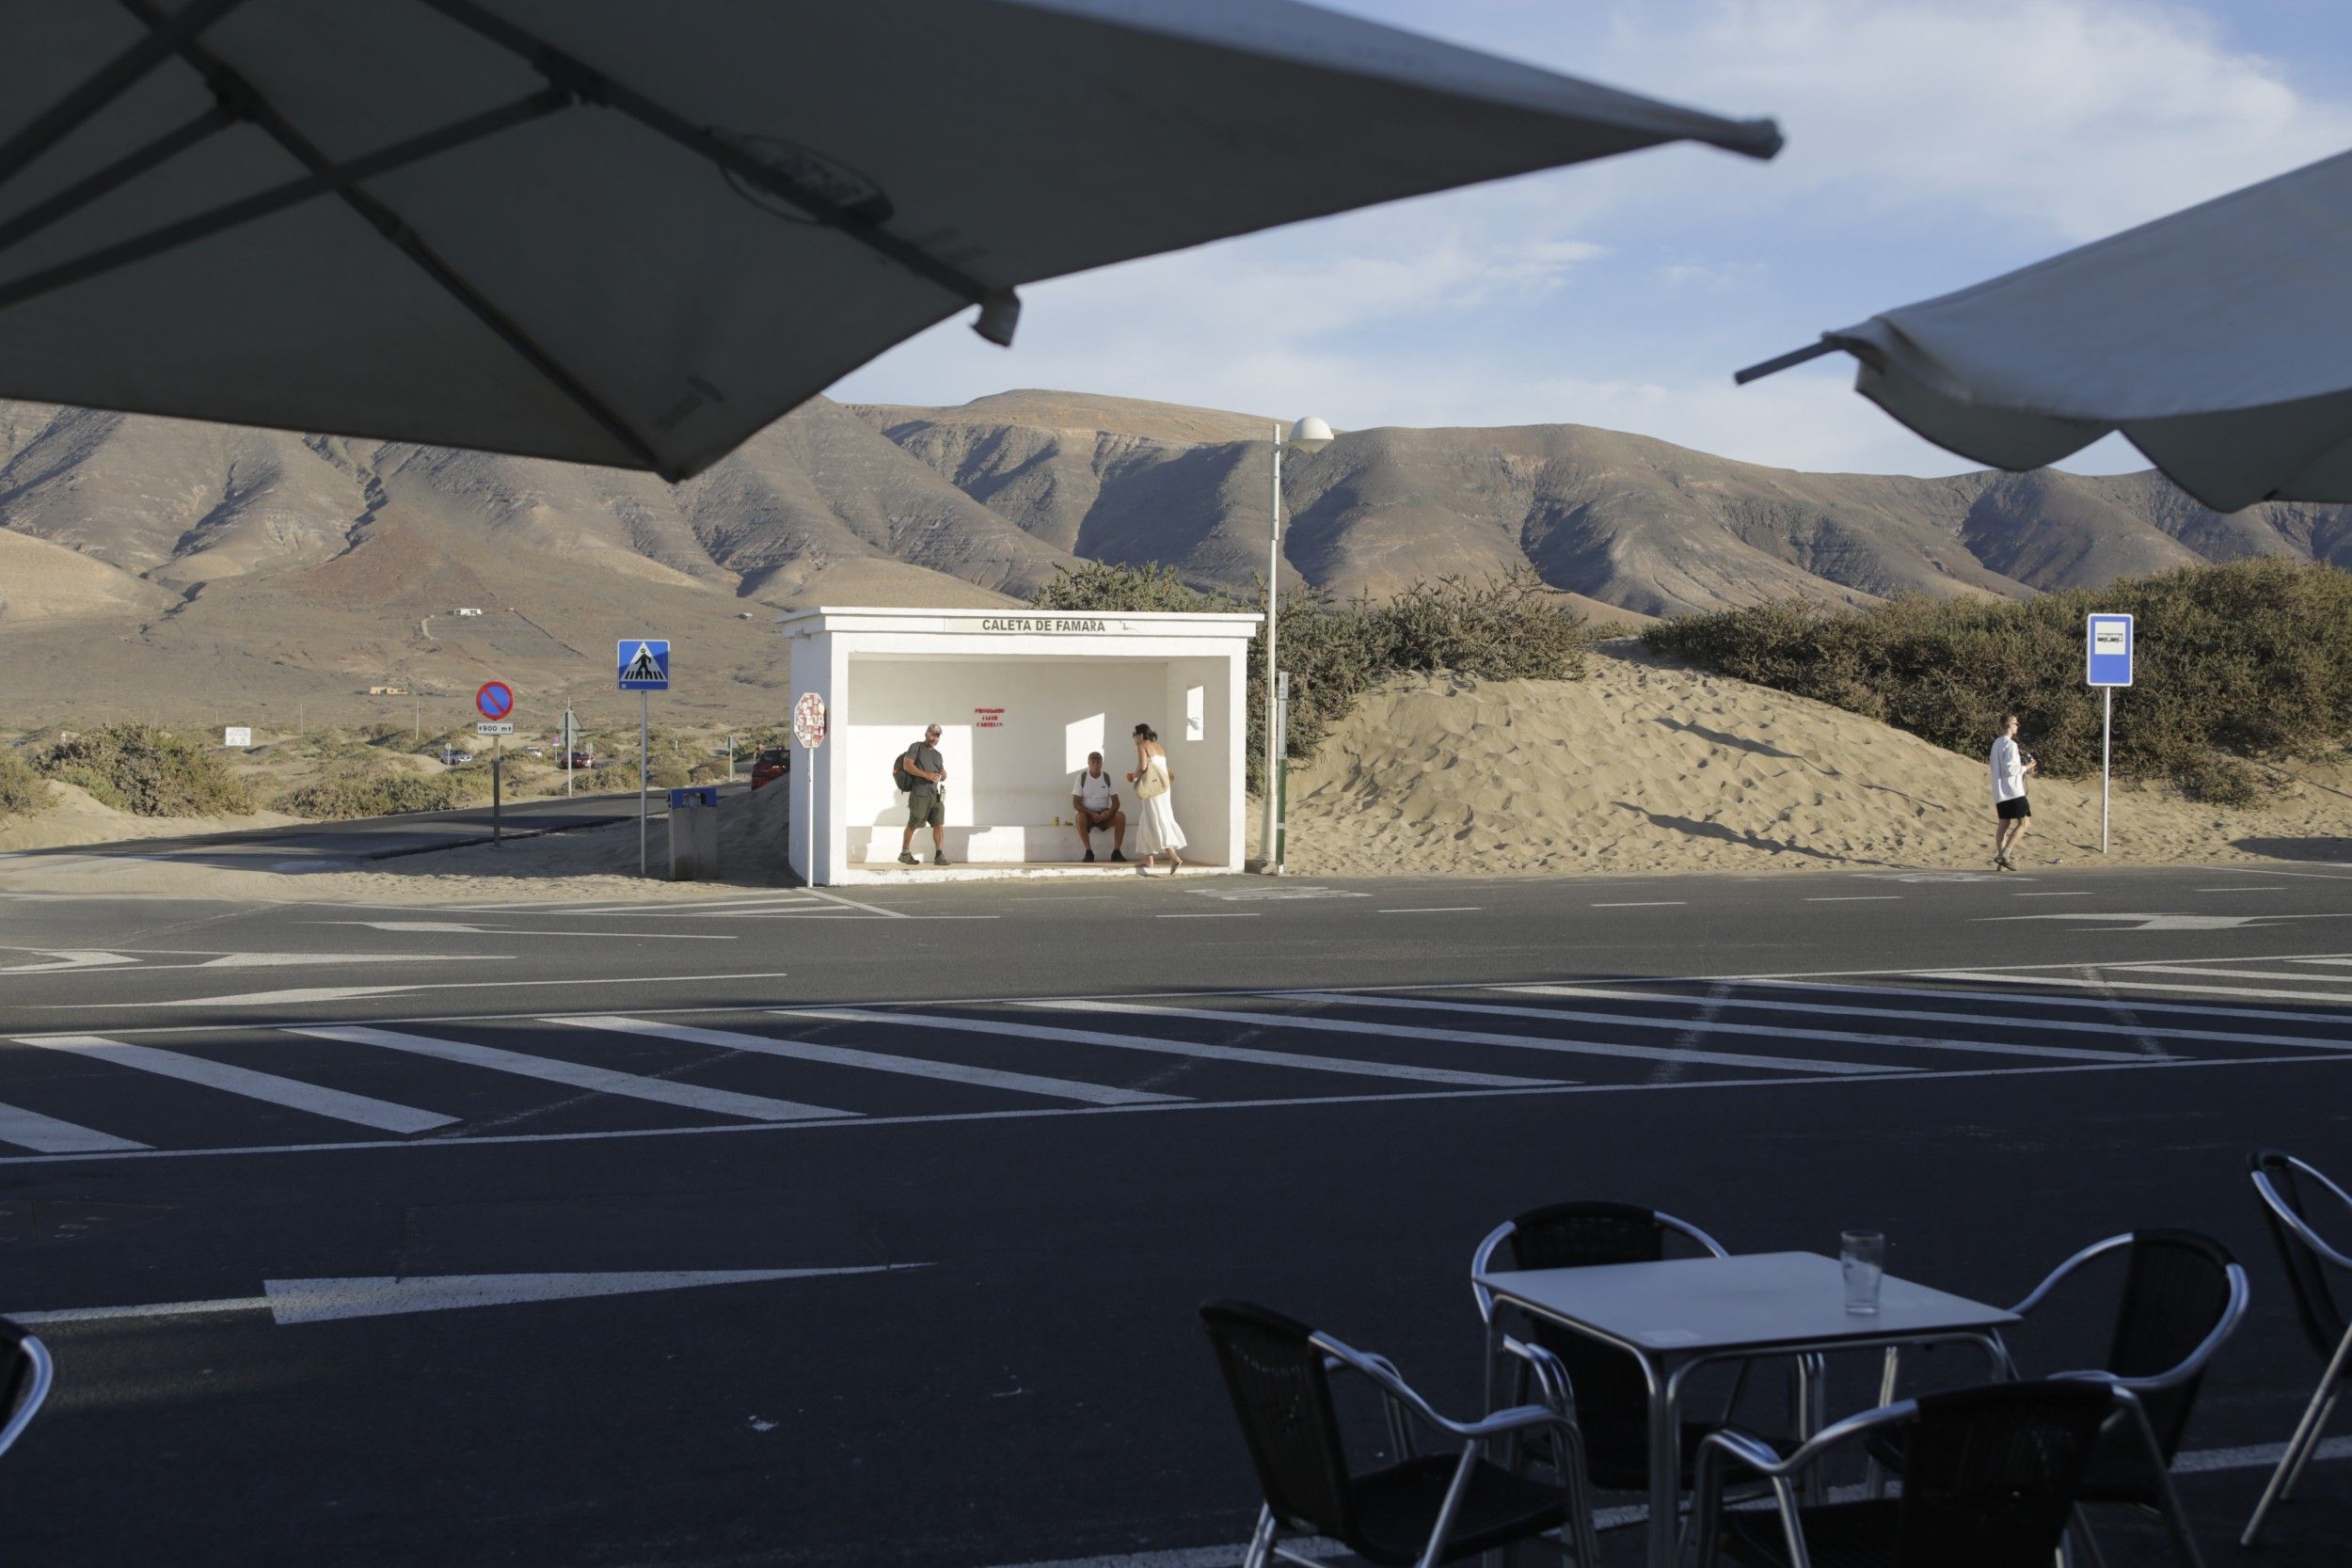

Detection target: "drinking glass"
[1842, 1230, 1884, 1315]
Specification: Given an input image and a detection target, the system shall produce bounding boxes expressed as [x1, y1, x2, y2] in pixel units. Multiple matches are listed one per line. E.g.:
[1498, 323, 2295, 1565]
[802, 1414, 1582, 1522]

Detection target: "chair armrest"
[1498, 1335, 1575, 1414]
[2257, 1169, 2352, 1273]
[1315, 1330, 1564, 1442]
[0, 1334, 53, 1459]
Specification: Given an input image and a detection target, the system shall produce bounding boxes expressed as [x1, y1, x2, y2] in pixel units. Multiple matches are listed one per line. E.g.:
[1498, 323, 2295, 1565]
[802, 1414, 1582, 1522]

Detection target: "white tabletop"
[1477, 1250, 2017, 1356]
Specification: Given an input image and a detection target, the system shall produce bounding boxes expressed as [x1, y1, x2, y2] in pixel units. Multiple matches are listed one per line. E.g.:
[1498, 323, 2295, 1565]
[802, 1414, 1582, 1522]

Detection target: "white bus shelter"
[780, 608, 1261, 885]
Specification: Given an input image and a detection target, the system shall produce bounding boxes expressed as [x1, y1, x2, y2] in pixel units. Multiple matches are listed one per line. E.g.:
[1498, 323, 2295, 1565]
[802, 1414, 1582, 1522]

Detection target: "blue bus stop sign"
[2086, 614, 2133, 689]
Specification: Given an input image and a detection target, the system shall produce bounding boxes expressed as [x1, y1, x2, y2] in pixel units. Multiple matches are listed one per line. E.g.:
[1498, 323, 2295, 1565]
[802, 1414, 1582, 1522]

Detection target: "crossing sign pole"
[2087, 613, 2134, 855]
[617, 641, 671, 877]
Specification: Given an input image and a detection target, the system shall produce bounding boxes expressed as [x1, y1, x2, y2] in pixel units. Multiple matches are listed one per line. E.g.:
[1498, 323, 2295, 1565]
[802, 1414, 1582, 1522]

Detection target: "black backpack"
[891, 746, 918, 793]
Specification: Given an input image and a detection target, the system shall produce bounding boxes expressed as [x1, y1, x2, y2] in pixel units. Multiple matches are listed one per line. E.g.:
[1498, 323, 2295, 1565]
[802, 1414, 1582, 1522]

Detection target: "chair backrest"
[0, 1318, 52, 1460]
[2105, 1228, 2238, 1459]
[1491, 1202, 1720, 1481]
[1200, 1301, 1359, 1542]
[2251, 1149, 2349, 1362]
[1893, 1380, 2118, 1568]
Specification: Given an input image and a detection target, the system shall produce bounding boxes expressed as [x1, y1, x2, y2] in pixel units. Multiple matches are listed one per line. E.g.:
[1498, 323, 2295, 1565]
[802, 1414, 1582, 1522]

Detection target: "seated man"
[1071, 752, 1127, 863]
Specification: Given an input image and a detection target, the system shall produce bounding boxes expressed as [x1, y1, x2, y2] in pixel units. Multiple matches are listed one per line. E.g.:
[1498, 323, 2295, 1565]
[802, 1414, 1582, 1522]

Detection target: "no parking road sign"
[2087, 613, 2133, 688]
[474, 680, 515, 721]
[617, 639, 670, 691]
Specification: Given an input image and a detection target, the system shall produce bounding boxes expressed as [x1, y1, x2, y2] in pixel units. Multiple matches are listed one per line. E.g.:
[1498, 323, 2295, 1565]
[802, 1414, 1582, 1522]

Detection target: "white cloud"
[1583, 0, 2352, 241]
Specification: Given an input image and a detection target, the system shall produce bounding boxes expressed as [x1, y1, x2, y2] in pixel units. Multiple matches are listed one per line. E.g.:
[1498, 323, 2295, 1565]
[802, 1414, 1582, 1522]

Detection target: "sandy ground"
[1277, 644, 2351, 877]
[0, 781, 303, 850]
[3, 646, 2344, 904]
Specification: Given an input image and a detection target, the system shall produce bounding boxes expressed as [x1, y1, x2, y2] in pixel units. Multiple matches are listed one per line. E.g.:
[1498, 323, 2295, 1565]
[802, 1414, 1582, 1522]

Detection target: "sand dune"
[1280, 644, 2349, 877]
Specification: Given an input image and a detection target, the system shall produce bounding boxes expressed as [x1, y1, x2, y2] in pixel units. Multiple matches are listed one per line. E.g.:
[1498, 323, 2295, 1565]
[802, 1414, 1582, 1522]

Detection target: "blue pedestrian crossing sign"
[2086, 613, 2133, 689]
[617, 639, 671, 691]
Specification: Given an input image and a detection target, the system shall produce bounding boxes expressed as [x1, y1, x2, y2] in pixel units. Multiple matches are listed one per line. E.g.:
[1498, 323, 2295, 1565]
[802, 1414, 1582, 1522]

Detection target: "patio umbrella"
[1736, 147, 2352, 513]
[0, 1, 1780, 481]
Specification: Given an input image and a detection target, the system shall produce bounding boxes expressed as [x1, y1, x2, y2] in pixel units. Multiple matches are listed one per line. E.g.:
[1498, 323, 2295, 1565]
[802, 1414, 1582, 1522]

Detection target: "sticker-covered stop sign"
[792, 692, 826, 749]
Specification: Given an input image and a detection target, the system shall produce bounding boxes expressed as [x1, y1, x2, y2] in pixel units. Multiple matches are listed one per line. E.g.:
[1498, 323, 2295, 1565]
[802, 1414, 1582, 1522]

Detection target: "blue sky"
[829, 0, 2352, 477]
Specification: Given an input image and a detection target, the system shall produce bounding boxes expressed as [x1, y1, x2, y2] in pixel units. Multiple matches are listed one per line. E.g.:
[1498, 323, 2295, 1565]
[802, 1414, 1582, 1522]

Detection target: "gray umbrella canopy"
[0, 1, 1778, 480]
[1739, 147, 2352, 513]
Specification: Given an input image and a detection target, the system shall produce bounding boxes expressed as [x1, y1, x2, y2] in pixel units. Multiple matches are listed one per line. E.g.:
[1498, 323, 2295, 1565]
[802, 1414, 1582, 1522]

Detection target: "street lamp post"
[1262, 415, 1333, 873]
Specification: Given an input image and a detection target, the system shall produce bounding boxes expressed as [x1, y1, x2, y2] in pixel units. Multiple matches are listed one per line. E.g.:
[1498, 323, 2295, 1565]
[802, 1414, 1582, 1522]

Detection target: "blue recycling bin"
[667, 785, 720, 810]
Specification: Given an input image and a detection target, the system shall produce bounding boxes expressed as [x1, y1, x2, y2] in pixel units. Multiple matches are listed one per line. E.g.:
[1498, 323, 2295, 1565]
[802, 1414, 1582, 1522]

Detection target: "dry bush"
[40, 722, 254, 816]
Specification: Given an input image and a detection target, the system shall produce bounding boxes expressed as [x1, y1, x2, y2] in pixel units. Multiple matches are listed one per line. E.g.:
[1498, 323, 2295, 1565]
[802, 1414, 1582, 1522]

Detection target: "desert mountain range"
[1, 389, 2345, 725]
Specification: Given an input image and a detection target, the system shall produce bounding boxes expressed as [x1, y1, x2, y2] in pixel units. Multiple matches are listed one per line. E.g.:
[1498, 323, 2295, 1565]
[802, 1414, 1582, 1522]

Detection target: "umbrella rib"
[0, 103, 240, 258]
[0, 0, 250, 191]
[111, 0, 667, 474]
[1732, 340, 1838, 386]
[414, 0, 1013, 327]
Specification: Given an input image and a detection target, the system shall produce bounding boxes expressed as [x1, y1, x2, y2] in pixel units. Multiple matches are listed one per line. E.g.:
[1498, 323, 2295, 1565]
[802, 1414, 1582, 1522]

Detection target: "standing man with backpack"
[897, 723, 950, 866]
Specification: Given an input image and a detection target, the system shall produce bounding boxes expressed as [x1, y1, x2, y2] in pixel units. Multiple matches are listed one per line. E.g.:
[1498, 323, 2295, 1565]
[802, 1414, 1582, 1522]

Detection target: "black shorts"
[1995, 796, 2031, 821]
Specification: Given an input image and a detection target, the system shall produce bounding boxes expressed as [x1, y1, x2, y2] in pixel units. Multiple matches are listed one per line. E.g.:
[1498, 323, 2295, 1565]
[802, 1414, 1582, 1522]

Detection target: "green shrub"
[1642, 559, 2352, 798]
[276, 770, 487, 819]
[1033, 563, 1588, 789]
[40, 723, 254, 816]
[0, 748, 48, 818]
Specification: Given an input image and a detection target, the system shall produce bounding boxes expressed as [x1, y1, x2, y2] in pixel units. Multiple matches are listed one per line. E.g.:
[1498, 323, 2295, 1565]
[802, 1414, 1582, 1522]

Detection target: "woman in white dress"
[1125, 722, 1186, 875]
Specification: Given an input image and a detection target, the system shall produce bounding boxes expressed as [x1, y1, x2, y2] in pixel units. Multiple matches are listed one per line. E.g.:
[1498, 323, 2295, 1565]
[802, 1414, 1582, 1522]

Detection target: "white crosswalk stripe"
[0, 1098, 148, 1153]
[287, 1025, 851, 1123]
[1494, 982, 2352, 1056]
[1734, 976, 2352, 1032]
[1294, 990, 2139, 1063]
[13, 1035, 457, 1132]
[784, 1007, 1559, 1088]
[1022, 1000, 1904, 1076]
[1929, 971, 2352, 1005]
[554, 1016, 1184, 1105]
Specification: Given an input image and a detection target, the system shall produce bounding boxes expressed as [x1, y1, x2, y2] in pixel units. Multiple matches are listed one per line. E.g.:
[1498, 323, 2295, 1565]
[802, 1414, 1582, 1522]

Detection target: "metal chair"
[1869, 1230, 2243, 1567]
[1471, 1201, 1782, 1497]
[1200, 1299, 1598, 1568]
[0, 1315, 54, 1460]
[2242, 1149, 2352, 1546]
[1691, 1378, 2122, 1568]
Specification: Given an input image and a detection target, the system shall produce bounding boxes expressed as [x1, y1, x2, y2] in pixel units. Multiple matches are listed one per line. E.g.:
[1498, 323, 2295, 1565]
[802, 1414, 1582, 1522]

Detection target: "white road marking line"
[1300, 991, 2137, 1064]
[2107, 963, 2352, 985]
[1377, 907, 1483, 913]
[9, 1264, 926, 1326]
[3, 1050, 2338, 1170]
[1499, 984, 2330, 1055]
[1027, 1000, 1899, 1077]
[10, 1036, 455, 1133]
[1930, 972, 2352, 1006]
[803, 889, 910, 919]
[784, 1007, 1551, 1088]
[286, 1026, 850, 1122]
[1157, 912, 1259, 919]
[0, 950, 138, 975]
[319, 922, 733, 940]
[558, 1016, 1183, 1106]
[2197, 887, 2282, 894]
[1727, 975, 2352, 1031]
[2233, 867, 2352, 881]
[2013, 892, 2093, 897]
[100, 971, 798, 1009]
[1804, 896, 1899, 902]
[2288, 958, 2352, 967]
[199, 952, 511, 968]
[1592, 900, 1685, 908]
[0, 1099, 149, 1153]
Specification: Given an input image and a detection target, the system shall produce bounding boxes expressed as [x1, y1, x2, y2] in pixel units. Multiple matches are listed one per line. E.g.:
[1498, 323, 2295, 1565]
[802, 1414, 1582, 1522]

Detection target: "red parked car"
[750, 748, 788, 790]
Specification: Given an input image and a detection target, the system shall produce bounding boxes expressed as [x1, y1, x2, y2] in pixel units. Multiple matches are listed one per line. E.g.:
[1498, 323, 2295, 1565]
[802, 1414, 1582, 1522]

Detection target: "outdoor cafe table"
[1475, 1250, 2020, 1568]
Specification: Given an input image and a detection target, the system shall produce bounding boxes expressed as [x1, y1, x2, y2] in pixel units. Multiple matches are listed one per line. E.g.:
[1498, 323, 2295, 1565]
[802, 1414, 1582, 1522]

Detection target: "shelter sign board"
[2087, 614, 2134, 688]
[618, 640, 671, 691]
[223, 726, 252, 748]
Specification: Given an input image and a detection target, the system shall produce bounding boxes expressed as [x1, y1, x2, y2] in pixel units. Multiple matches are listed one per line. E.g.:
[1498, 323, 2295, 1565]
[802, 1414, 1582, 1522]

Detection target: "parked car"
[569, 751, 597, 769]
[750, 748, 788, 790]
[442, 749, 473, 766]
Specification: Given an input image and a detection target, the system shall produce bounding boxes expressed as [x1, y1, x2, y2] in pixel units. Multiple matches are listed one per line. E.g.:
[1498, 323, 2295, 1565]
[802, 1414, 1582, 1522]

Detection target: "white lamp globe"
[1287, 415, 1335, 453]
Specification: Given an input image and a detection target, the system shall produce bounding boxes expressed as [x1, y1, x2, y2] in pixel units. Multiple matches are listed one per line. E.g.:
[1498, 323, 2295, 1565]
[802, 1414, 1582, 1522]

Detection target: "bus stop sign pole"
[2086, 613, 2133, 854]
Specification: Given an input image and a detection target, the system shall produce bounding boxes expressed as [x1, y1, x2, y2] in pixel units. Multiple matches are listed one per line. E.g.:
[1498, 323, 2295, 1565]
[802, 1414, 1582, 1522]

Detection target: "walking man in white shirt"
[1990, 712, 2038, 870]
[1071, 752, 1127, 863]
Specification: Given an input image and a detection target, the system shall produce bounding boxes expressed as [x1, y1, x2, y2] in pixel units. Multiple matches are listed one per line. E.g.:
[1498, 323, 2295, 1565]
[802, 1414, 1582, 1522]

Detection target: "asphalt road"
[3, 860, 2350, 1565]
[5, 781, 743, 869]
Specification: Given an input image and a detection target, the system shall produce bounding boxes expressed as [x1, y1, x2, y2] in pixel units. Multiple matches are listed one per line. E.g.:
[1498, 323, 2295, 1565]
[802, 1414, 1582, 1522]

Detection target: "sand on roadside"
[1273, 644, 2349, 877]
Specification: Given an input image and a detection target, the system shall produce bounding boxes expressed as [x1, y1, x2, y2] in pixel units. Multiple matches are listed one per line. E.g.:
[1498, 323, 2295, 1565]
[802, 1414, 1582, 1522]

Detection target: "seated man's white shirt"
[1073, 770, 1117, 813]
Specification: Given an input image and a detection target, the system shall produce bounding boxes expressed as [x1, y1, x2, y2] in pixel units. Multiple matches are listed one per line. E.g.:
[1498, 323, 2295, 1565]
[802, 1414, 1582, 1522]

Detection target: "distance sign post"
[792, 692, 826, 887]
[2086, 613, 2133, 854]
[618, 640, 671, 877]
[474, 680, 516, 845]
